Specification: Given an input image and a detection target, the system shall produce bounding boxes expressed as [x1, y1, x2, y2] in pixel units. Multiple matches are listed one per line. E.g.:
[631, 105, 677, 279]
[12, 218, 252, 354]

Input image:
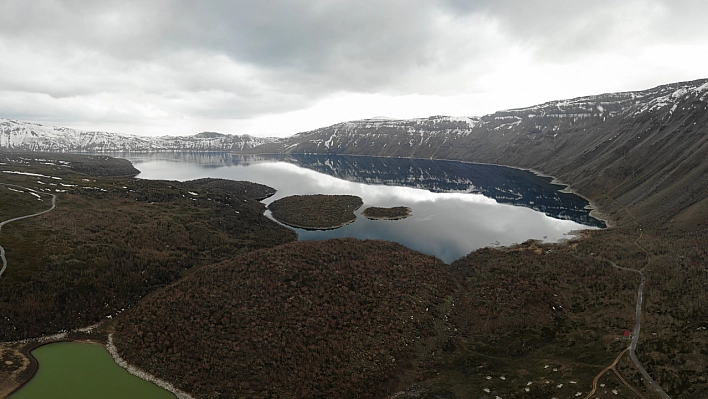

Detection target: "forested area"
[114, 239, 458, 399]
[362, 206, 412, 220]
[0, 155, 296, 341]
[268, 194, 363, 230]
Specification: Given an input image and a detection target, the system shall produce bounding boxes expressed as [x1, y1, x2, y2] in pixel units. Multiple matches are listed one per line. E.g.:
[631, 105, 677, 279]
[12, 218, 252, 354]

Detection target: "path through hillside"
[0, 184, 57, 278]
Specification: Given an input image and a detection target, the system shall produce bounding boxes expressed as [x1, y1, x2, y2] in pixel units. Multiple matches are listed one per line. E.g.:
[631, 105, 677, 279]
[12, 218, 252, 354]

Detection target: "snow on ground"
[2, 170, 62, 179]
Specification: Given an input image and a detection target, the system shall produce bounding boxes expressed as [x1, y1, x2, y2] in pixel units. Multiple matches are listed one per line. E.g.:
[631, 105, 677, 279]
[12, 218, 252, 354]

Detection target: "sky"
[1, 1, 707, 138]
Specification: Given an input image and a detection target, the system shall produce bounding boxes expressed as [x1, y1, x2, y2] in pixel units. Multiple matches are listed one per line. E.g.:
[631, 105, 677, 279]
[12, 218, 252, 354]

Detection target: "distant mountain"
[3, 78, 708, 228]
[0, 119, 276, 152]
[253, 79, 708, 160]
[250, 78, 708, 228]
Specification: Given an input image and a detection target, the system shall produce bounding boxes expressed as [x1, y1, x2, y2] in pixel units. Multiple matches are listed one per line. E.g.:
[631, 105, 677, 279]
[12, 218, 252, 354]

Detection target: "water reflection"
[113, 152, 602, 263]
[283, 154, 604, 228]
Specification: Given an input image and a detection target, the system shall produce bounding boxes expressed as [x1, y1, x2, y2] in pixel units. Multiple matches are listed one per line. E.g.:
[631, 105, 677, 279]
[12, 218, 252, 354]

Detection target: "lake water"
[114, 152, 603, 263]
[10, 342, 176, 399]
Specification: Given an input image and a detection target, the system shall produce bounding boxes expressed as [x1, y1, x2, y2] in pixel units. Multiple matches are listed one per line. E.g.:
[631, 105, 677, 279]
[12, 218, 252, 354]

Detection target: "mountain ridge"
[3, 77, 708, 228]
[3, 78, 706, 155]
[0, 119, 277, 152]
[248, 78, 708, 230]
[256, 78, 708, 157]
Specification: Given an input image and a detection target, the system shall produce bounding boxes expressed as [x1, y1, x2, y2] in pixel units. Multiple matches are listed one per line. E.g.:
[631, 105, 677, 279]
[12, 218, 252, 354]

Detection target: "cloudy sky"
[1, 0, 706, 137]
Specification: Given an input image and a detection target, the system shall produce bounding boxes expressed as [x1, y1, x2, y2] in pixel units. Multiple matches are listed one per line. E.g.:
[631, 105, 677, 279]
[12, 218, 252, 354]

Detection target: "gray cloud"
[0, 0, 706, 134]
[5, 2, 502, 89]
[443, 0, 708, 60]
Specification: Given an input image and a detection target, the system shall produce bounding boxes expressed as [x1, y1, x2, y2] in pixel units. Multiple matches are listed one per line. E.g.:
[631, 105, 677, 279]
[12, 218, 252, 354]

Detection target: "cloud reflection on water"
[124, 153, 596, 263]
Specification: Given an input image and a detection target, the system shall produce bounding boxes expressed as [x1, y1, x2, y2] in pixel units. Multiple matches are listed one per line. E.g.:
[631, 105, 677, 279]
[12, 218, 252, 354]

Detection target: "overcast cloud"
[0, 0, 706, 137]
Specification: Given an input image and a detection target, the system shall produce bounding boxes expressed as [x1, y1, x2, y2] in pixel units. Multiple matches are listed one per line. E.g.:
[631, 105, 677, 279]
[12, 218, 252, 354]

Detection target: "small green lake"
[10, 342, 176, 399]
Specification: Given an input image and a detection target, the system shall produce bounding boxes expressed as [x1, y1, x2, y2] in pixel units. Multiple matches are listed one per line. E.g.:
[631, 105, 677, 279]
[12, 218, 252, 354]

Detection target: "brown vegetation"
[0, 154, 296, 341]
[362, 206, 411, 220]
[4, 116, 708, 399]
[268, 194, 363, 230]
[0, 150, 140, 177]
[113, 239, 458, 399]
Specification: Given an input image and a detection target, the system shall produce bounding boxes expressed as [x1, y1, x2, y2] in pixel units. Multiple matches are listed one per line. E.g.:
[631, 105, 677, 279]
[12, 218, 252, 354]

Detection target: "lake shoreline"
[1, 328, 192, 399]
[106, 334, 194, 399]
[248, 152, 612, 228]
[121, 151, 604, 263]
[268, 194, 364, 231]
[270, 215, 358, 231]
[1, 331, 106, 398]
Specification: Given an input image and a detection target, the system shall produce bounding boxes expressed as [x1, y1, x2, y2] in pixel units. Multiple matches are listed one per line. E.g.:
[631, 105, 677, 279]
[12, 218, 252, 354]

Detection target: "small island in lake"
[268, 194, 363, 230]
[362, 206, 412, 220]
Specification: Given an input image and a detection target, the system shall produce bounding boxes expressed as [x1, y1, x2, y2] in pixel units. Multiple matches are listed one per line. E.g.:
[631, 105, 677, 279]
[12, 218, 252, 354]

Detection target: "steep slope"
[251, 115, 482, 158]
[539, 83, 708, 229]
[252, 79, 708, 228]
[0, 119, 276, 152]
[257, 79, 706, 160]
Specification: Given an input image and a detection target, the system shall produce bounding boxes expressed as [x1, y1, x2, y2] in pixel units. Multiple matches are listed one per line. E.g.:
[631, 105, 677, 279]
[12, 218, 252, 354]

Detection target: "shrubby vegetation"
[0, 155, 296, 341]
[268, 194, 363, 230]
[114, 239, 458, 399]
[362, 206, 411, 220]
[0, 150, 140, 177]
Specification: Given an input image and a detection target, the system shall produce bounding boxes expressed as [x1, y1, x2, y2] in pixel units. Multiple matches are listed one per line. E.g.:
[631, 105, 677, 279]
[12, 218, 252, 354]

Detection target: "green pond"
[11, 342, 176, 399]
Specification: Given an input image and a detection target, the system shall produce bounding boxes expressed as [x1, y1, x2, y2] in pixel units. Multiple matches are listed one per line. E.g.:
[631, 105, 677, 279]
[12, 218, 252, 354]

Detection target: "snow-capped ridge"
[0, 118, 277, 152]
[500, 78, 708, 120]
[3, 77, 706, 155]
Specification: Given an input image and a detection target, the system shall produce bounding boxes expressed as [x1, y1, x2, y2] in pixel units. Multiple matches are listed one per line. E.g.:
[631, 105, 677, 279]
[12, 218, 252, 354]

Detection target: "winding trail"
[604, 259, 669, 398]
[589, 196, 672, 398]
[581, 251, 670, 398]
[583, 348, 648, 399]
[0, 184, 57, 278]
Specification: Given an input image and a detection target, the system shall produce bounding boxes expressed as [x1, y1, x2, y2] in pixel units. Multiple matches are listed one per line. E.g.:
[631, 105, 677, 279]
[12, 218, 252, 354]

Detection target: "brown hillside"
[113, 239, 459, 399]
[0, 155, 296, 341]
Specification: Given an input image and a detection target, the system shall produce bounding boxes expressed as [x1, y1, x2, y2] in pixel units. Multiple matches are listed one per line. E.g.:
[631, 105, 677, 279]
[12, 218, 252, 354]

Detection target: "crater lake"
[110, 152, 604, 263]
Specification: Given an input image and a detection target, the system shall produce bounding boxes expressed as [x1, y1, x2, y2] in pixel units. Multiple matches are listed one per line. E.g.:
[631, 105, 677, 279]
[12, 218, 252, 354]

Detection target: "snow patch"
[671, 88, 688, 98]
[2, 170, 61, 179]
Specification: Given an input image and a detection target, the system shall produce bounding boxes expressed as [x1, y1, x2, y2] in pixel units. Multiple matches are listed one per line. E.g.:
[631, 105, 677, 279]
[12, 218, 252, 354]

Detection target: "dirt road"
[0, 184, 57, 278]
